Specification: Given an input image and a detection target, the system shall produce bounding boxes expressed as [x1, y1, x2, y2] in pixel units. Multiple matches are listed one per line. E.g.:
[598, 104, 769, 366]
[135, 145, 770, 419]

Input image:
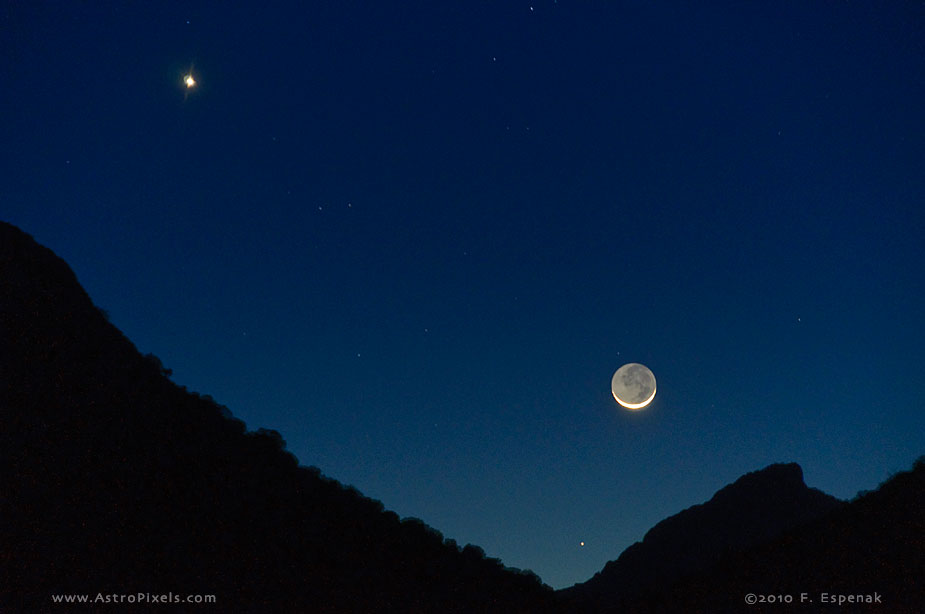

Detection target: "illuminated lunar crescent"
[611, 363, 656, 410]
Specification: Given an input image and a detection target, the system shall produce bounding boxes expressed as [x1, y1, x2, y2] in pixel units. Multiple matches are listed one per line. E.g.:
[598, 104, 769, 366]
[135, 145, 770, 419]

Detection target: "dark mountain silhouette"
[642, 457, 925, 613]
[0, 222, 561, 613]
[3, 220, 922, 613]
[559, 463, 844, 612]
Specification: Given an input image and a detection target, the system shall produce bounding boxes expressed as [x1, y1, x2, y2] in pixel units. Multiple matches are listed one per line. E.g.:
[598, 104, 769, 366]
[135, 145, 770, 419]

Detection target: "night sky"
[3, 2, 923, 589]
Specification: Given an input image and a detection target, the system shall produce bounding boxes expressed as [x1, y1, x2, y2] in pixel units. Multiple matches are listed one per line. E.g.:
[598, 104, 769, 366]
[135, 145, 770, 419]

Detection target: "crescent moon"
[611, 363, 656, 410]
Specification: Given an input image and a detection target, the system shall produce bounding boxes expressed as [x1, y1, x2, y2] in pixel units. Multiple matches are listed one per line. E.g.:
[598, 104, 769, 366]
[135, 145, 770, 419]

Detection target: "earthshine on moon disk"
[611, 363, 656, 410]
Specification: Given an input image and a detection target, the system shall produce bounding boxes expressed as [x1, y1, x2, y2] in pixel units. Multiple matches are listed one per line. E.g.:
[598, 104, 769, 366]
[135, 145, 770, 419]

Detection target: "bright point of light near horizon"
[611, 363, 657, 410]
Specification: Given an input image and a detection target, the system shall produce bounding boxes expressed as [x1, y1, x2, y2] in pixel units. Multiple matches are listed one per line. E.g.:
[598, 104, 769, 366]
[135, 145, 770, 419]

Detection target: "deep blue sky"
[3, 1, 923, 588]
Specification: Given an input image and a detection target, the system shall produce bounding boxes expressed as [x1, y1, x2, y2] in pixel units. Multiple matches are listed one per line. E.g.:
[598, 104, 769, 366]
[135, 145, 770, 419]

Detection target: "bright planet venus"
[611, 363, 657, 410]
